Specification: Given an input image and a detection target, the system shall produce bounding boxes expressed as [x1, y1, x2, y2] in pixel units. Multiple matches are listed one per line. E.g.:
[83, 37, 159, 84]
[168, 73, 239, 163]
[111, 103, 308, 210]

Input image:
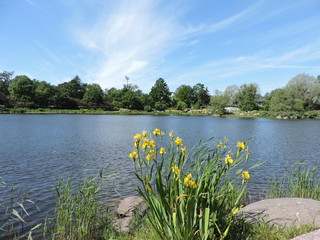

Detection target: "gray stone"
[114, 196, 147, 233]
[239, 198, 320, 228]
[290, 229, 320, 240]
[116, 196, 147, 217]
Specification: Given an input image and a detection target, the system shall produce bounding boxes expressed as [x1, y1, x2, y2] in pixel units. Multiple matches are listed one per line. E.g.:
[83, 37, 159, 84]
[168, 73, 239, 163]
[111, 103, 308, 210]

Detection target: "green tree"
[121, 85, 143, 110]
[193, 83, 210, 108]
[56, 76, 86, 108]
[149, 78, 171, 110]
[269, 88, 293, 112]
[174, 85, 194, 108]
[309, 82, 320, 109]
[286, 73, 317, 110]
[57, 76, 85, 99]
[209, 90, 228, 115]
[9, 75, 36, 106]
[236, 83, 259, 111]
[0, 71, 13, 105]
[83, 83, 104, 108]
[223, 85, 239, 105]
[35, 81, 55, 107]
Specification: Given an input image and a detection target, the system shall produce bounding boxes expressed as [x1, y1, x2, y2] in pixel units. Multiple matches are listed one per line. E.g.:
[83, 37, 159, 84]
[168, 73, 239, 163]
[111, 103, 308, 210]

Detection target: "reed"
[267, 161, 320, 200]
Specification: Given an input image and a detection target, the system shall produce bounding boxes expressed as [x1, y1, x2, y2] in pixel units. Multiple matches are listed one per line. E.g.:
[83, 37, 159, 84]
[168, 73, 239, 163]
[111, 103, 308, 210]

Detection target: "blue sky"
[1, 0, 320, 94]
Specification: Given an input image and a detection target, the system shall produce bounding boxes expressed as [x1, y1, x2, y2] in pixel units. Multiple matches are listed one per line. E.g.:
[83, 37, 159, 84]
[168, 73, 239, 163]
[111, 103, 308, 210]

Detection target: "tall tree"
[236, 83, 259, 111]
[286, 73, 317, 110]
[223, 85, 239, 105]
[9, 75, 36, 105]
[174, 85, 194, 108]
[149, 78, 171, 110]
[193, 83, 210, 108]
[0, 71, 13, 104]
[35, 81, 56, 107]
[209, 90, 228, 115]
[57, 76, 86, 99]
[83, 83, 104, 107]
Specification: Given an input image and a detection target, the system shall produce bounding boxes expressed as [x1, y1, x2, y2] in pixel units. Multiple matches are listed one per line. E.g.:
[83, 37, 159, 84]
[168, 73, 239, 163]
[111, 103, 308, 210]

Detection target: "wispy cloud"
[169, 39, 320, 91]
[32, 39, 61, 63]
[71, 0, 265, 90]
[25, 0, 36, 6]
[69, 0, 320, 93]
[73, 0, 179, 89]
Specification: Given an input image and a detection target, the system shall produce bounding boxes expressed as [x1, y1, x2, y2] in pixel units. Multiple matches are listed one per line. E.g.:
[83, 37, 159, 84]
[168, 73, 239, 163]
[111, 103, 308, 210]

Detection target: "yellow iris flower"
[169, 131, 174, 138]
[153, 128, 161, 135]
[237, 141, 245, 150]
[160, 147, 166, 154]
[172, 165, 181, 174]
[146, 154, 153, 161]
[148, 140, 155, 148]
[242, 171, 250, 179]
[129, 151, 138, 159]
[149, 149, 156, 156]
[225, 155, 233, 164]
[134, 133, 143, 140]
[175, 137, 183, 146]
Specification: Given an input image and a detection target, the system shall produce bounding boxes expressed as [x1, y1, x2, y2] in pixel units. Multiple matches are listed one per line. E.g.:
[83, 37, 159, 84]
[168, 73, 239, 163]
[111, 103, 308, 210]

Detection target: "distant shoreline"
[1, 108, 319, 120]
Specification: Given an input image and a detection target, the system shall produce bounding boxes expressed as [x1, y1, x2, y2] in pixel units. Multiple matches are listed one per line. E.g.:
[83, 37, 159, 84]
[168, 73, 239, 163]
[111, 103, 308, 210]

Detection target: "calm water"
[0, 114, 319, 237]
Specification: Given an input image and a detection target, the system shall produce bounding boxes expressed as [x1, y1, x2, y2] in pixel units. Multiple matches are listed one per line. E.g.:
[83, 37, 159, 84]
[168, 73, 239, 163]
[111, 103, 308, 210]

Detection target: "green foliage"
[176, 100, 188, 110]
[193, 83, 210, 107]
[34, 81, 56, 107]
[50, 176, 113, 240]
[223, 85, 239, 106]
[0, 71, 13, 105]
[130, 130, 252, 240]
[144, 105, 152, 112]
[236, 84, 259, 111]
[83, 83, 104, 107]
[174, 85, 195, 108]
[149, 78, 171, 110]
[267, 162, 320, 200]
[9, 75, 36, 104]
[209, 94, 228, 115]
[0, 175, 41, 239]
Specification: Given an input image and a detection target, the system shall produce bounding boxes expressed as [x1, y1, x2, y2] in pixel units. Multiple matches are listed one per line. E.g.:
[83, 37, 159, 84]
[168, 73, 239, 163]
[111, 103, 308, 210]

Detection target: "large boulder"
[239, 198, 320, 228]
[290, 229, 320, 240]
[114, 196, 147, 233]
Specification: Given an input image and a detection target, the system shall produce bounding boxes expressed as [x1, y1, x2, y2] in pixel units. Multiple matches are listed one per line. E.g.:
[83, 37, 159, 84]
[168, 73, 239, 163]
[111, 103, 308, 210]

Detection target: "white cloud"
[169, 39, 320, 90]
[73, 0, 179, 89]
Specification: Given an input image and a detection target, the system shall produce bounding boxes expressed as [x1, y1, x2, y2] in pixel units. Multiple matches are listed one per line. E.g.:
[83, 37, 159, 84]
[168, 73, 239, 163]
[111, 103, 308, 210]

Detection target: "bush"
[176, 101, 187, 110]
[144, 105, 152, 112]
[129, 129, 253, 240]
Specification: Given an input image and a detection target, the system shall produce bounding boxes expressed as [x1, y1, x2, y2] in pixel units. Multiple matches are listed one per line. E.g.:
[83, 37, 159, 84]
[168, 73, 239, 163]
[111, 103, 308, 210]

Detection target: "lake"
[0, 114, 319, 237]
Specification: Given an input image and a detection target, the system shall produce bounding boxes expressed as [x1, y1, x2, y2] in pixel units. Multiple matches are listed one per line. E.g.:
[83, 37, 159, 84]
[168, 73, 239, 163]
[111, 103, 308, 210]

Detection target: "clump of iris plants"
[130, 128, 252, 240]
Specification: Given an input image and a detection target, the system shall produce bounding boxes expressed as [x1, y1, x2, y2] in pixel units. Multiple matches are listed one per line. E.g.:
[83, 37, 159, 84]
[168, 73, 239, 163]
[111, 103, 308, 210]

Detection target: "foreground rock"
[290, 229, 320, 240]
[113, 196, 147, 233]
[239, 198, 320, 228]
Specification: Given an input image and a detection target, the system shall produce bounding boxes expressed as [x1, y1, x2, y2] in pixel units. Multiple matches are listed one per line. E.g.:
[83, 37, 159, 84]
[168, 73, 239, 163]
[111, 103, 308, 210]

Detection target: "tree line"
[0, 72, 210, 111]
[0, 71, 319, 112]
[209, 73, 320, 114]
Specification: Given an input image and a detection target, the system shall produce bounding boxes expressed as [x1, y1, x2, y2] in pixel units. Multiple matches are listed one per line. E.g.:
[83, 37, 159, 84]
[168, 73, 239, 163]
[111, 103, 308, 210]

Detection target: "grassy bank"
[1, 108, 319, 119]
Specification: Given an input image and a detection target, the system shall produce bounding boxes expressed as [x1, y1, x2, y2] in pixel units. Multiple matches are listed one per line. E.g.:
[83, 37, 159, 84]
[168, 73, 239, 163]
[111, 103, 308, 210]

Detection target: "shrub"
[130, 129, 253, 240]
[176, 101, 187, 110]
[144, 105, 152, 112]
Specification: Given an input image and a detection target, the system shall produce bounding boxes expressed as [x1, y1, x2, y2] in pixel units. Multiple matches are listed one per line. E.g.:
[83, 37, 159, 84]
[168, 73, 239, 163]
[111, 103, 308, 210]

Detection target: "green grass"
[267, 162, 320, 200]
[112, 214, 318, 240]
